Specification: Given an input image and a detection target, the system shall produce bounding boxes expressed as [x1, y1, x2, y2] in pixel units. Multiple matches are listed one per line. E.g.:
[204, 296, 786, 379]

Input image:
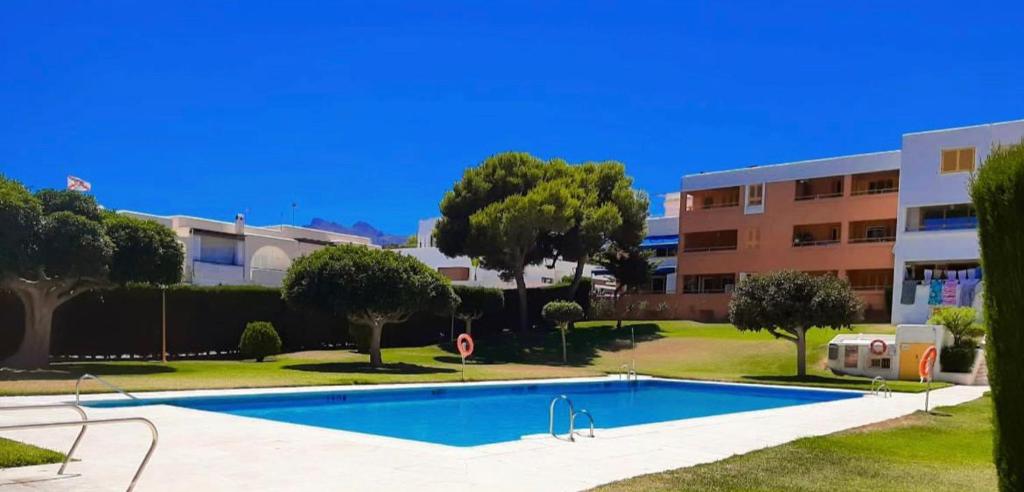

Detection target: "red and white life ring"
[919, 345, 938, 381]
[869, 339, 887, 355]
[456, 333, 474, 359]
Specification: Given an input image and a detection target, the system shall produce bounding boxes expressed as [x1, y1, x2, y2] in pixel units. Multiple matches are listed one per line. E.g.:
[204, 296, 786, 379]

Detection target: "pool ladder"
[619, 362, 637, 382]
[870, 376, 892, 398]
[75, 373, 138, 405]
[548, 395, 596, 442]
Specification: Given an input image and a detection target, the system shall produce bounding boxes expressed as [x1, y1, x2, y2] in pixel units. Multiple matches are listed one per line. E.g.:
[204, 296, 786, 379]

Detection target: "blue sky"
[2, 1, 1022, 234]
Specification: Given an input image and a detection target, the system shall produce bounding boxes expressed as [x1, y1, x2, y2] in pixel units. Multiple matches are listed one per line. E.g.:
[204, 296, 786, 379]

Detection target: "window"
[844, 346, 859, 368]
[541, 277, 554, 284]
[865, 226, 887, 239]
[869, 358, 891, 369]
[438, 267, 470, 281]
[828, 344, 839, 361]
[940, 147, 976, 174]
[682, 273, 736, 294]
[747, 184, 763, 206]
[651, 276, 667, 293]
[745, 228, 760, 249]
[654, 246, 678, 258]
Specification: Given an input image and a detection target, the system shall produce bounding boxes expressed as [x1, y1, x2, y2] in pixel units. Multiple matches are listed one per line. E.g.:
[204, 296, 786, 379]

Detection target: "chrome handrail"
[549, 395, 575, 441]
[619, 363, 637, 382]
[76, 373, 137, 405]
[0, 416, 158, 492]
[570, 409, 596, 439]
[0, 403, 89, 474]
[870, 376, 892, 398]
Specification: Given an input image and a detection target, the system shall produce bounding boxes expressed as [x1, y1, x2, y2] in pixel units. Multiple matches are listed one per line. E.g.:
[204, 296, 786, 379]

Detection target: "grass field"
[594, 396, 997, 492]
[0, 438, 64, 469]
[0, 320, 937, 396]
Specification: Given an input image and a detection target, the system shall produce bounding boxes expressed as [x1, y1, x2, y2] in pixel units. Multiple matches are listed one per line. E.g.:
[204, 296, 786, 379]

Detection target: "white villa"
[118, 211, 374, 287]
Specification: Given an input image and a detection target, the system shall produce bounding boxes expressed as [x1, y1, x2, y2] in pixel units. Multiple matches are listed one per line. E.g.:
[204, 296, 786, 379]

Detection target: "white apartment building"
[635, 192, 680, 294]
[891, 119, 1024, 323]
[403, 218, 604, 289]
[118, 211, 374, 287]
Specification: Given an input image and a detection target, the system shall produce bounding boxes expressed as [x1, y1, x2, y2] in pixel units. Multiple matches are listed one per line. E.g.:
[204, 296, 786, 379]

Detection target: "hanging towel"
[942, 279, 958, 305]
[967, 268, 976, 280]
[900, 280, 917, 304]
[960, 279, 980, 306]
[924, 269, 933, 283]
[958, 270, 967, 281]
[928, 279, 943, 305]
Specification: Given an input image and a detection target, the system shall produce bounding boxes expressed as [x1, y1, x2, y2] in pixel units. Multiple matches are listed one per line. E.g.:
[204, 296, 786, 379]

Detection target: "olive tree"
[0, 177, 183, 368]
[452, 285, 504, 335]
[542, 300, 584, 364]
[728, 270, 862, 377]
[282, 245, 458, 368]
[435, 152, 576, 332]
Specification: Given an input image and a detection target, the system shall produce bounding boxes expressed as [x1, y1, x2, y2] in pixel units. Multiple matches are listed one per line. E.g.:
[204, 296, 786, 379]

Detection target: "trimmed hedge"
[0, 278, 592, 360]
[971, 139, 1024, 490]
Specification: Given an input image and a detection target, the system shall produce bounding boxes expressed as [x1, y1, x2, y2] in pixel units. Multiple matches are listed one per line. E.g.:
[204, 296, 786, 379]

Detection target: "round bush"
[239, 321, 282, 362]
[940, 345, 978, 373]
[542, 300, 584, 325]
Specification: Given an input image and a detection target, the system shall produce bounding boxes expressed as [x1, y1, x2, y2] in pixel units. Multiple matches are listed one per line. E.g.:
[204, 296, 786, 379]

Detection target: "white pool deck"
[0, 377, 987, 492]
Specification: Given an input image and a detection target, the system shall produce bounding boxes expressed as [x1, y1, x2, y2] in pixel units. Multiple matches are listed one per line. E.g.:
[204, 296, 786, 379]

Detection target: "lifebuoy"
[457, 333, 474, 358]
[869, 339, 887, 355]
[918, 345, 937, 381]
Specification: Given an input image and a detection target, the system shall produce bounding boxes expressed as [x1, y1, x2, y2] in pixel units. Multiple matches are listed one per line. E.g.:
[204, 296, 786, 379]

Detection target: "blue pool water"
[86, 380, 860, 446]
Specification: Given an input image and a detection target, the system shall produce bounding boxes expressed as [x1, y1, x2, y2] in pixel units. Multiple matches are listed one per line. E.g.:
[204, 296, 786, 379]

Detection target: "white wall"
[891, 120, 1024, 323]
[417, 218, 439, 248]
[646, 216, 678, 236]
[397, 247, 600, 289]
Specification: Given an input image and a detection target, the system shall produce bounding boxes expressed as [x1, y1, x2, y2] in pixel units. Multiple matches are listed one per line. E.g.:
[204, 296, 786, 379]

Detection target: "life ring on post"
[869, 339, 887, 355]
[918, 345, 937, 381]
[456, 333, 474, 359]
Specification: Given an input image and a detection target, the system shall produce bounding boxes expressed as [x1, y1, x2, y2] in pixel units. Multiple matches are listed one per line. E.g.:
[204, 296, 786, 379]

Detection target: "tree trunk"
[464, 318, 473, 336]
[560, 325, 568, 364]
[614, 286, 624, 330]
[568, 257, 586, 298]
[3, 286, 58, 369]
[795, 327, 807, 377]
[514, 268, 529, 332]
[368, 320, 384, 368]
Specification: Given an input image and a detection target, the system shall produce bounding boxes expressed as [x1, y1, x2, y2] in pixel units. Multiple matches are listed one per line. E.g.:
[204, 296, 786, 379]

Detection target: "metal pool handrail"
[549, 395, 576, 441]
[0, 403, 89, 474]
[570, 408, 596, 439]
[75, 373, 137, 405]
[870, 376, 892, 398]
[0, 416, 158, 492]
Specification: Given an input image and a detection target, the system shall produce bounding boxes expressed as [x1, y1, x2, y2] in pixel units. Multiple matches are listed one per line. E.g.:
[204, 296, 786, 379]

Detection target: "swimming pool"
[86, 379, 861, 447]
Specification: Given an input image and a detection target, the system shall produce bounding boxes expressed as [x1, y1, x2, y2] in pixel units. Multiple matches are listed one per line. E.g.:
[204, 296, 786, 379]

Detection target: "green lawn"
[0, 320, 937, 396]
[0, 438, 63, 469]
[594, 396, 997, 492]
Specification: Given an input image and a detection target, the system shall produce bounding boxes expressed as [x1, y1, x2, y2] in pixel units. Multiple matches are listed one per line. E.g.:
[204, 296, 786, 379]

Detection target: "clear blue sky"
[2, 1, 1022, 234]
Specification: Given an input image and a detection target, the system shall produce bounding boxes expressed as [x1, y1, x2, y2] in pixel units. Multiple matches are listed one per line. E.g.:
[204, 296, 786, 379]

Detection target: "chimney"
[235, 213, 245, 234]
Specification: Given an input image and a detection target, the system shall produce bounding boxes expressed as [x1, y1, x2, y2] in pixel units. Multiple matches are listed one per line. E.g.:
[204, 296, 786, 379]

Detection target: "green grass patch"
[0, 438, 64, 469]
[0, 320, 938, 396]
[594, 396, 997, 492]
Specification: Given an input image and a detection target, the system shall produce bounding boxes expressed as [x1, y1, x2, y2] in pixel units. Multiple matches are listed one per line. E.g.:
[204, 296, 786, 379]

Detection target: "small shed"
[826, 333, 898, 380]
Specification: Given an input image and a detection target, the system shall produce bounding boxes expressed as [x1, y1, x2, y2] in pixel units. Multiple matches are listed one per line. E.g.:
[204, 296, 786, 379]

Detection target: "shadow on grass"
[283, 362, 457, 375]
[436, 322, 665, 367]
[1, 363, 177, 381]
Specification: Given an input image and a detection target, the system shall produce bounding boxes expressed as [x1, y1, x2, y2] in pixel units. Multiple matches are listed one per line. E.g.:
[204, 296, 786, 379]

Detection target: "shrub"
[452, 285, 504, 335]
[940, 344, 978, 373]
[971, 138, 1024, 490]
[238, 321, 281, 362]
[928, 307, 984, 347]
[543, 300, 584, 364]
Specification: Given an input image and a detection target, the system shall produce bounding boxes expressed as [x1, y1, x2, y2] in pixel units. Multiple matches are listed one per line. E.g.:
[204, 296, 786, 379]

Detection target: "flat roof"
[682, 150, 900, 192]
[901, 117, 1024, 137]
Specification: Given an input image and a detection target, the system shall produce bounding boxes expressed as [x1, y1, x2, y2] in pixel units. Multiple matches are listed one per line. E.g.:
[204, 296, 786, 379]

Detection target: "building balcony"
[192, 260, 245, 286]
[793, 223, 841, 247]
[848, 219, 897, 244]
[685, 186, 741, 211]
[850, 170, 900, 196]
[795, 176, 844, 201]
[682, 230, 738, 253]
[906, 204, 978, 232]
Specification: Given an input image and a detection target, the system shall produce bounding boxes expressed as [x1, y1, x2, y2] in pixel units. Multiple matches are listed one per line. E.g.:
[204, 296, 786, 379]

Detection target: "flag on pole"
[67, 175, 91, 192]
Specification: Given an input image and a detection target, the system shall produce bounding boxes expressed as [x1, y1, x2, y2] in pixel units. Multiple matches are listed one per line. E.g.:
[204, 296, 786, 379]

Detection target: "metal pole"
[461, 355, 466, 382]
[161, 286, 167, 363]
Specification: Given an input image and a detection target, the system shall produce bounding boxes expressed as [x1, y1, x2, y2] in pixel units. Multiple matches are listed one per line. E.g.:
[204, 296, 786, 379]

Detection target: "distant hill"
[306, 218, 408, 246]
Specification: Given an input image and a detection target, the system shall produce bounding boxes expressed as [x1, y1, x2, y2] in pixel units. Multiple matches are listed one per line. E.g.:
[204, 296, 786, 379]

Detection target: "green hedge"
[0, 278, 591, 360]
[971, 139, 1024, 490]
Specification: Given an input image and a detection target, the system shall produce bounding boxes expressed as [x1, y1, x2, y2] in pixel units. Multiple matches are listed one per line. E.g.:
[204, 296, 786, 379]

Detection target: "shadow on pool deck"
[283, 362, 457, 375]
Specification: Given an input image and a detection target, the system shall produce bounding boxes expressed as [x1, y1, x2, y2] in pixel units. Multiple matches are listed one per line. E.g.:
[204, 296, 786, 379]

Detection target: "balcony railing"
[851, 187, 899, 196]
[848, 236, 896, 244]
[700, 201, 740, 210]
[793, 239, 841, 247]
[915, 217, 978, 231]
[851, 284, 893, 291]
[682, 245, 737, 253]
[795, 192, 843, 201]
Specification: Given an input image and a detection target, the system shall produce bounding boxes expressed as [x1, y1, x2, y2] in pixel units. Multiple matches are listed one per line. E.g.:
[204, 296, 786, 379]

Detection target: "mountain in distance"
[306, 218, 409, 246]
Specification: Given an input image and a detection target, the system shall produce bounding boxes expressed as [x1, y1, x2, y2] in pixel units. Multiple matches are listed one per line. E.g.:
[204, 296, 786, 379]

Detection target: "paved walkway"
[0, 378, 988, 491]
